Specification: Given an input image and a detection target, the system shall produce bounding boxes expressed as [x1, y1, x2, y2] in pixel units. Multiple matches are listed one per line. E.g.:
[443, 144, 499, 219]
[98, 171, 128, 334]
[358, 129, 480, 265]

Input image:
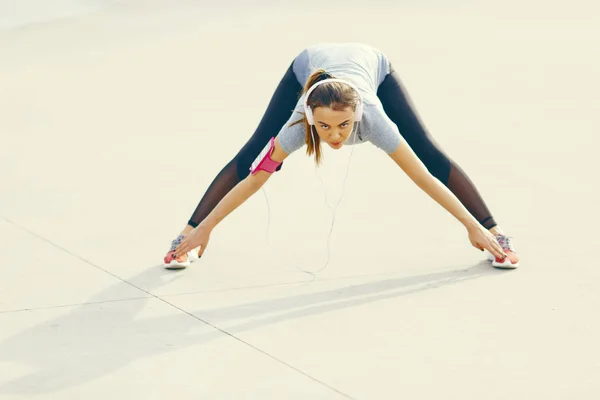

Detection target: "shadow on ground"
[0, 260, 508, 395]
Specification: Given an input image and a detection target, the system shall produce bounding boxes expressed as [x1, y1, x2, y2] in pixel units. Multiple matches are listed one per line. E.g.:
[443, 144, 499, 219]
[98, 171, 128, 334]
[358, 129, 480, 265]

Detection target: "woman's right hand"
[466, 222, 507, 260]
[173, 224, 212, 259]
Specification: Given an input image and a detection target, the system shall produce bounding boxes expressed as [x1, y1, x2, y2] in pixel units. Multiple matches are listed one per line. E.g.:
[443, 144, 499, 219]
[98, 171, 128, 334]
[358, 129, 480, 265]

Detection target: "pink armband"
[249, 137, 282, 175]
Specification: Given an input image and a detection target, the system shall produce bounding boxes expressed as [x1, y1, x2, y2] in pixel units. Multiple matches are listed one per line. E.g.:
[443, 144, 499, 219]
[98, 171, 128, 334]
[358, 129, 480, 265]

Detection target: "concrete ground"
[1, 1, 599, 399]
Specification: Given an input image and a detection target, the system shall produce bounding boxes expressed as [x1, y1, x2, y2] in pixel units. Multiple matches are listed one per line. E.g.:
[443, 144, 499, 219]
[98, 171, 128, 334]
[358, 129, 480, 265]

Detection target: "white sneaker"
[163, 234, 200, 270]
[486, 234, 520, 269]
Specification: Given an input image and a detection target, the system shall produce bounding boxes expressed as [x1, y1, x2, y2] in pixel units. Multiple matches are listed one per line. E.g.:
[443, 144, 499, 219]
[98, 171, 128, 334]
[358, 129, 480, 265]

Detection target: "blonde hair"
[290, 69, 361, 165]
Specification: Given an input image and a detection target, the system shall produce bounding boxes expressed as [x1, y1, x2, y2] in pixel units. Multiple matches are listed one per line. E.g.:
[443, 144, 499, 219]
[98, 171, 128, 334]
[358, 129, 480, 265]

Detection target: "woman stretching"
[166, 43, 519, 270]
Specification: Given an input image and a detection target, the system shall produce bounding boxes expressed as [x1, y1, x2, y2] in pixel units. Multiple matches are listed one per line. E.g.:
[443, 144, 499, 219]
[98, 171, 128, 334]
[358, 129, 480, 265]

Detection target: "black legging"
[377, 64, 497, 229]
[187, 62, 497, 230]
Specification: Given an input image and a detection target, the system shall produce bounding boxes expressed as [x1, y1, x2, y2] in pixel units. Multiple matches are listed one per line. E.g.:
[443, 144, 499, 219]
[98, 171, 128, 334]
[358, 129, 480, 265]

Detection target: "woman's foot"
[163, 234, 199, 270]
[488, 234, 520, 269]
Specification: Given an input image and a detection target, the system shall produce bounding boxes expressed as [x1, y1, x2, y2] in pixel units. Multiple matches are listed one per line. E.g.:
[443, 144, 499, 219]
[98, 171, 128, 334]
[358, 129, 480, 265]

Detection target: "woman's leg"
[187, 62, 303, 229]
[164, 62, 303, 267]
[376, 66, 499, 231]
[376, 65, 519, 267]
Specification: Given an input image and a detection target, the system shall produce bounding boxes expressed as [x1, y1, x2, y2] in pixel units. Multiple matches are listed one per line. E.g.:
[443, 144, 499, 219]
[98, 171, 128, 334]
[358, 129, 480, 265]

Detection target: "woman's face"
[311, 106, 355, 150]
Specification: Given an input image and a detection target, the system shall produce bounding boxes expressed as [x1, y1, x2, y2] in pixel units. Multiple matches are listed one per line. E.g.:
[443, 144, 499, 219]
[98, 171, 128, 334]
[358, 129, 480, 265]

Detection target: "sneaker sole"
[164, 260, 190, 270]
[492, 260, 519, 269]
[486, 251, 519, 269]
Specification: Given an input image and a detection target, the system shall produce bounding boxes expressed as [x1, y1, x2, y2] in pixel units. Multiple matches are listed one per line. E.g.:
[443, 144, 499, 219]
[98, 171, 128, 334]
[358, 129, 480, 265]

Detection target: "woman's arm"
[388, 142, 507, 258]
[173, 138, 289, 257]
[203, 137, 288, 230]
[389, 142, 478, 227]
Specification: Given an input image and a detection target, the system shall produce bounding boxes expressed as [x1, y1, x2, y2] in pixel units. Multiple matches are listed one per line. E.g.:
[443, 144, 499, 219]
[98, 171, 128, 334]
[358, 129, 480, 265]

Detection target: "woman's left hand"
[173, 224, 212, 259]
[467, 223, 507, 260]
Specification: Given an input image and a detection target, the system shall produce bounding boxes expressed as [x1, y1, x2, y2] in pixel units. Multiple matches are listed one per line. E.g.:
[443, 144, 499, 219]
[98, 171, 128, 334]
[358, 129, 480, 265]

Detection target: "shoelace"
[496, 235, 515, 251]
[169, 234, 185, 252]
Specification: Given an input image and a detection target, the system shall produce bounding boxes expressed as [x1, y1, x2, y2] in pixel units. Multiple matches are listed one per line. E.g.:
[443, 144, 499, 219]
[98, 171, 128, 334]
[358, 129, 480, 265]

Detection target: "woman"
[166, 43, 519, 270]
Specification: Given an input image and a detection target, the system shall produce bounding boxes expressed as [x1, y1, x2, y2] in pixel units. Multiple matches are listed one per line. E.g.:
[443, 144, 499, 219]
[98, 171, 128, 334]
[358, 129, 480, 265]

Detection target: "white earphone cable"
[309, 122, 359, 274]
[261, 121, 359, 280]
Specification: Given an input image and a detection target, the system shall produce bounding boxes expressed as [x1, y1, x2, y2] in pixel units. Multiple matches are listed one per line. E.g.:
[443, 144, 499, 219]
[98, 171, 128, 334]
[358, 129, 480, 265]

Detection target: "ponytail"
[290, 68, 332, 165]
